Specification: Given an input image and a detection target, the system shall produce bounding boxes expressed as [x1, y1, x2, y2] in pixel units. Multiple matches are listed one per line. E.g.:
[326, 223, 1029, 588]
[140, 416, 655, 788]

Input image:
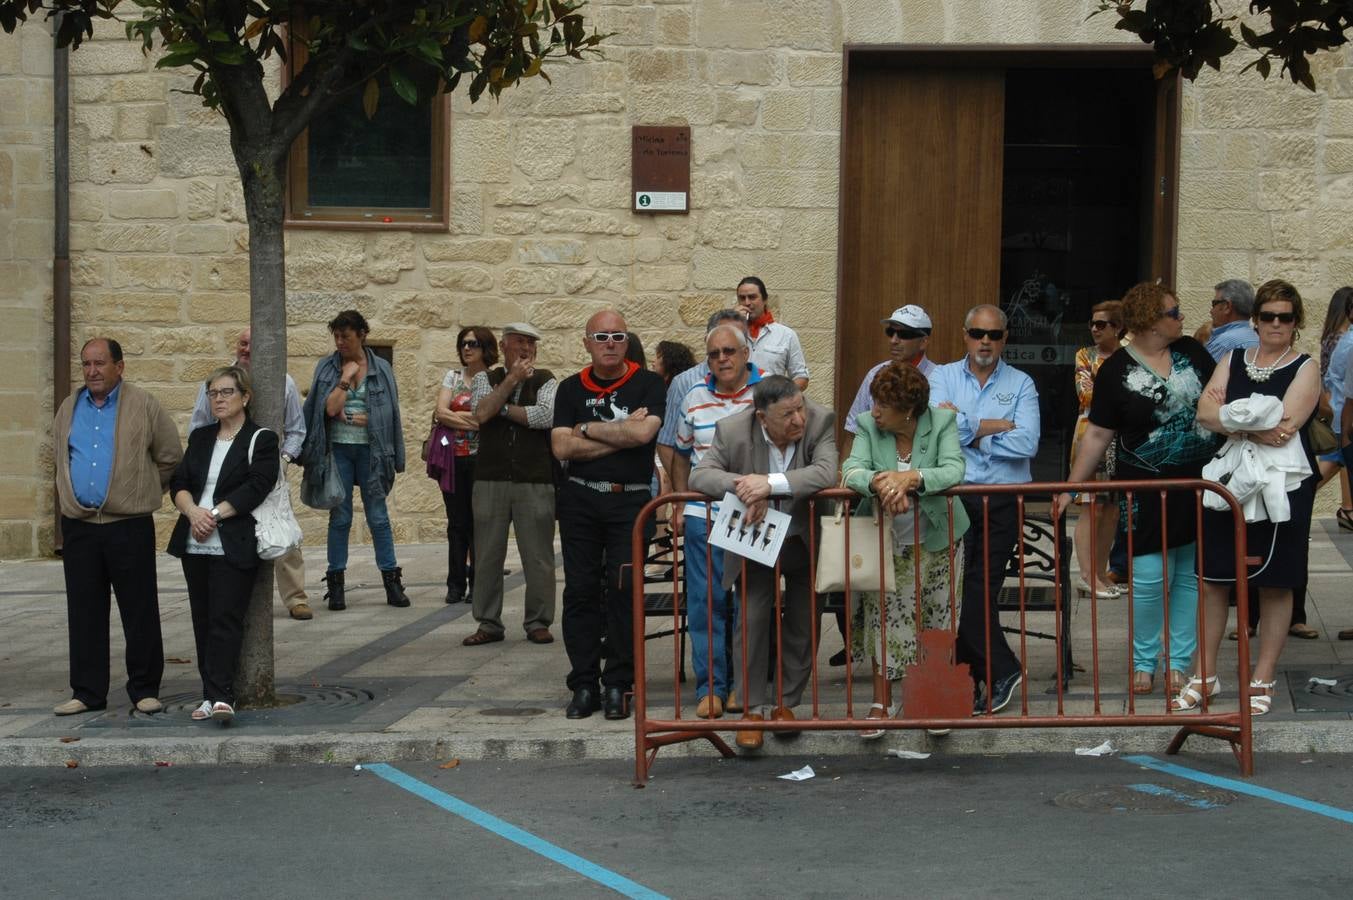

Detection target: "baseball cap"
[501, 322, 542, 340]
[882, 305, 932, 333]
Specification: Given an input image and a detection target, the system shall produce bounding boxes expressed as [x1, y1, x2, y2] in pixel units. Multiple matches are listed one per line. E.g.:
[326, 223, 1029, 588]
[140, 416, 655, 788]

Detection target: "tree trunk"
[233, 147, 288, 708]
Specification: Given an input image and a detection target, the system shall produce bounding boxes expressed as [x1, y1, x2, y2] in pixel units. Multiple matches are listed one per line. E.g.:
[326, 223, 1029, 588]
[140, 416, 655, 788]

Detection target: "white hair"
[706, 323, 748, 348]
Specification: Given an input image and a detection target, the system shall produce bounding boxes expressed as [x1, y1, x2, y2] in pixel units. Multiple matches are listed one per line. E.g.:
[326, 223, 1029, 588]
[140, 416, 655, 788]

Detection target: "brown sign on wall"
[631, 126, 690, 213]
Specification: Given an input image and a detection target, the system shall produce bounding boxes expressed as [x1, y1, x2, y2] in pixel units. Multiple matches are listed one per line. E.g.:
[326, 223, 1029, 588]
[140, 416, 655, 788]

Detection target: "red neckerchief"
[579, 360, 640, 397]
[909, 352, 926, 367]
[747, 309, 775, 340]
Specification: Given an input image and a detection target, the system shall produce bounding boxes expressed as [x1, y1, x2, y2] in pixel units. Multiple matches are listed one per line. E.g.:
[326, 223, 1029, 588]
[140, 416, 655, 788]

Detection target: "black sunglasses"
[1161, 306, 1184, 321]
[707, 346, 741, 360]
[966, 328, 1005, 341]
[885, 326, 928, 340]
[459, 340, 481, 349]
[1089, 319, 1116, 330]
[1257, 311, 1297, 324]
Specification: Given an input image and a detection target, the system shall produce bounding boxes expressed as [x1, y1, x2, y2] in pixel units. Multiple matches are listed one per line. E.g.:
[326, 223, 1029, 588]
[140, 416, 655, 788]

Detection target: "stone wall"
[2, 0, 1350, 558]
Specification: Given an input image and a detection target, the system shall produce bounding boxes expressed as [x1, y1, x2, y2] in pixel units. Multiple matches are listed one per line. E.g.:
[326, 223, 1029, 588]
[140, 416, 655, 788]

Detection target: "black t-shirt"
[553, 364, 666, 483]
[1089, 336, 1220, 554]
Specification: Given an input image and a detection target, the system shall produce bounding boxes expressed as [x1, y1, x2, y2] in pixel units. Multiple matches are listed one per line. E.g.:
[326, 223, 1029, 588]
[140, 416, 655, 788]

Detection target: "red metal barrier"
[630, 480, 1253, 786]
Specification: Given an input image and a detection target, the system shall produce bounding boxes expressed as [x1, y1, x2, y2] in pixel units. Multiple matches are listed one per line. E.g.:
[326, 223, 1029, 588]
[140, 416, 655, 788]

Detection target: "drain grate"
[1285, 667, 1353, 713]
[477, 707, 547, 717]
[1054, 784, 1236, 814]
[74, 683, 381, 728]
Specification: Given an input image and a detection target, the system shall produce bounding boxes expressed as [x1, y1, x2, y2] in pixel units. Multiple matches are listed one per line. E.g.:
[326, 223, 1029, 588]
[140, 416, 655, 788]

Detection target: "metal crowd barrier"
[629, 480, 1254, 786]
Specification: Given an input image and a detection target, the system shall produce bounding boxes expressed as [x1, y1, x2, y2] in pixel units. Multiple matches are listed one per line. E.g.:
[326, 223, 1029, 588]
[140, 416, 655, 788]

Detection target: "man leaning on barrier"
[689, 375, 837, 751]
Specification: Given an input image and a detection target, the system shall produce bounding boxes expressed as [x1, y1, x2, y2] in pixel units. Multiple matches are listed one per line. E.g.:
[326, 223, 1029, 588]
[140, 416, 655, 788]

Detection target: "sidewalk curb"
[4, 722, 1350, 768]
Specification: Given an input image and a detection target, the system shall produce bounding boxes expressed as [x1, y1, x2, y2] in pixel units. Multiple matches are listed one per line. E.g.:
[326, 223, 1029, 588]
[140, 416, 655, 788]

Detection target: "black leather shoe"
[829, 648, 847, 667]
[444, 588, 464, 605]
[566, 686, 600, 719]
[323, 570, 345, 611]
[603, 686, 630, 720]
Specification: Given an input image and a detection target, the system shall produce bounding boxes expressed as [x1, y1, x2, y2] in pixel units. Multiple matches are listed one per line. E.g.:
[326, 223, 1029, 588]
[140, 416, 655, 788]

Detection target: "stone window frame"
[283, 23, 452, 232]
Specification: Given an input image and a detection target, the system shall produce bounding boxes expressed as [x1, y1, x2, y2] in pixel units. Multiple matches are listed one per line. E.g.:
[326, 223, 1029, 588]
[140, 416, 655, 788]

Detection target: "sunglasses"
[966, 328, 1005, 341]
[589, 331, 628, 344]
[459, 340, 481, 349]
[1089, 319, 1117, 330]
[206, 387, 238, 399]
[707, 346, 741, 360]
[1160, 306, 1184, 321]
[886, 326, 927, 340]
[1257, 311, 1297, 324]
[1210, 298, 1229, 307]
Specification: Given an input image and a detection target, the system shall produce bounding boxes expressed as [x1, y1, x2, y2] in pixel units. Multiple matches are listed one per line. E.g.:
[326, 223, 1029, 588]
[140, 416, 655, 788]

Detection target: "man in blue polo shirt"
[655, 308, 749, 479]
[1204, 278, 1258, 361]
[929, 305, 1040, 715]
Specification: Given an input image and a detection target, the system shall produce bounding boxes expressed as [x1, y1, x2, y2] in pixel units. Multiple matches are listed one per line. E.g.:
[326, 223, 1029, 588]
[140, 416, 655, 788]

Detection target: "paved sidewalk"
[2, 521, 1353, 768]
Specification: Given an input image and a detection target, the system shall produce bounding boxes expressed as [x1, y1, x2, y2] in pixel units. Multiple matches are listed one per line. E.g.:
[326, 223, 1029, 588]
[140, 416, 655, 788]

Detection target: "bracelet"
[338, 381, 351, 390]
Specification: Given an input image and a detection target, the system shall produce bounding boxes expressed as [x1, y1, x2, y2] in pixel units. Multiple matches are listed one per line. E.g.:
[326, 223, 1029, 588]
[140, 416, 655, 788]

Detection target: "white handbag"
[814, 500, 895, 594]
[247, 428, 303, 561]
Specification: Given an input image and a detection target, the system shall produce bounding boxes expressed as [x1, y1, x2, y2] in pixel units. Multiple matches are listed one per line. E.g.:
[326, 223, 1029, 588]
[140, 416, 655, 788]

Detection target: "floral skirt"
[850, 538, 964, 681]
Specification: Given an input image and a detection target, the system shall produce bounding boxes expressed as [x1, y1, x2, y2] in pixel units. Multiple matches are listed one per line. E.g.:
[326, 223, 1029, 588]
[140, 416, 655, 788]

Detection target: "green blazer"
[841, 408, 970, 553]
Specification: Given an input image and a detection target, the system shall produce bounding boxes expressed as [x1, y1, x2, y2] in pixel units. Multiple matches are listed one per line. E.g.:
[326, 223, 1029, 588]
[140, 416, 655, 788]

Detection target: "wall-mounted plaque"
[632, 126, 690, 214]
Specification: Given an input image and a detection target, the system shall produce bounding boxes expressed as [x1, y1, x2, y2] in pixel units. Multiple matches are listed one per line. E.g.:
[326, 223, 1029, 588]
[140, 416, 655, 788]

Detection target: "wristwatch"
[580, 422, 591, 438]
[281, 452, 294, 464]
[210, 506, 222, 522]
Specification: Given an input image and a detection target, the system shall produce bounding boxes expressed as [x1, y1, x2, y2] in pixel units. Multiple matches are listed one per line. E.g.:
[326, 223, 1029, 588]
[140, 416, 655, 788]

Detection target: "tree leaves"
[362, 77, 380, 119]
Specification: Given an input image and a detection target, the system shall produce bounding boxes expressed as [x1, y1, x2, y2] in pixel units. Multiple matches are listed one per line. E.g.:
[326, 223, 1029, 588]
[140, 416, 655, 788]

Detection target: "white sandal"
[191, 700, 213, 721]
[1249, 680, 1277, 716]
[859, 702, 897, 740]
[1170, 675, 1221, 711]
[210, 701, 235, 722]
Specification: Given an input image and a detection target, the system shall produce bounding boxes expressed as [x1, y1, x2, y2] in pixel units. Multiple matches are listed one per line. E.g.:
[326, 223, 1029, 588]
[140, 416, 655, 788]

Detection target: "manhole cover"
[1054, 784, 1236, 814]
[1285, 668, 1353, 713]
[478, 707, 547, 717]
[114, 683, 377, 724]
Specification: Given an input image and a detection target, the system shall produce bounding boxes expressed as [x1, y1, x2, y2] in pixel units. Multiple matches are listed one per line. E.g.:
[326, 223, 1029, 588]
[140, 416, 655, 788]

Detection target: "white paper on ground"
[1074, 740, 1116, 756]
[777, 764, 815, 781]
[1309, 676, 1338, 687]
[886, 749, 931, 760]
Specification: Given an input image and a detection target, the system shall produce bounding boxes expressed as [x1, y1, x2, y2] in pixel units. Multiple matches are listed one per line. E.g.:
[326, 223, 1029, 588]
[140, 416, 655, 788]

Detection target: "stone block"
[627, 86, 717, 126]
[109, 188, 179, 219]
[389, 292, 460, 329]
[514, 121, 576, 180]
[14, 184, 51, 218]
[716, 91, 760, 126]
[422, 238, 514, 263]
[787, 53, 842, 86]
[744, 170, 837, 208]
[111, 256, 192, 291]
[596, 239, 636, 266]
[690, 171, 742, 208]
[187, 292, 250, 323]
[586, 182, 632, 210]
[500, 267, 558, 295]
[365, 233, 416, 284]
[1269, 212, 1311, 251]
[761, 90, 812, 131]
[1178, 209, 1271, 250]
[1255, 253, 1320, 290]
[1257, 170, 1316, 211]
[1179, 171, 1252, 210]
[0, 392, 39, 430]
[492, 183, 585, 207]
[714, 51, 780, 85]
[1175, 251, 1252, 294]
[1261, 133, 1316, 169]
[73, 291, 181, 322]
[540, 208, 639, 235]
[617, 294, 681, 329]
[634, 264, 689, 291]
[0, 433, 34, 475]
[174, 224, 231, 254]
[166, 88, 223, 128]
[107, 75, 166, 103]
[456, 297, 527, 328]
[692, 247, 753, 290]
[529, 299, 613, 330]
[678, 292, 731, 326]
[116, 103, 168, 141]
[780, 209, 838, 252]
[147, 326, 220, 356]
[698, 210, 783, 249]
[0, 30, 18, 75]
[68, 40, 148, 75]
[813, 88, 840, 131]
[531, 92, 627, 117]
[627, 48, 710, 84]
[658, 6, 693, 44]
[0, 82, 27, 127]
[561, 267, 628, 295]
[284, 234, 367, 291]
[185, 180, 217, 220]
[493, 213, 539, 235]
[95, 224, 172, 253]
[579, 127, 629, 180]
[755, 251, 836, 292]
[1314, 207, 1353, 250]
[449, 185, 483, 235]
[69, 188, 104, 222]
[157, 126, 236, 177]
[0, 151, 11, 209]
[71, 256, 105, 286]
[591, 4, 657, 46]
[0, 479, 38, 518]
[425, 265, 495, 292]
[695, 0, 836, 51]
[1196, 88, 1320, 130]
[1325, 254, 1353, 288]
[1326, 140, 1353, 174]
[193, 256, 251, 291]
[519, 239, 589, 265]
[87, 142, 158, 184]
[452, 119, 511, 183]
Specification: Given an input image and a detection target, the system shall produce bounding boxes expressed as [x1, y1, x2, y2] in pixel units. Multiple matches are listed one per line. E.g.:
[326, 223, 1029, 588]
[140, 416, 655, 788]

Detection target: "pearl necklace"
[1245, 347, 1291, 383]
[218, 424, 242, 442]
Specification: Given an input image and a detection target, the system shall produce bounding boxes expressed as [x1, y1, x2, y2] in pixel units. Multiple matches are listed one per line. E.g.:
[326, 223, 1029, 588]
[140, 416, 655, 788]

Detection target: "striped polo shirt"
[675, 363, 762, 518]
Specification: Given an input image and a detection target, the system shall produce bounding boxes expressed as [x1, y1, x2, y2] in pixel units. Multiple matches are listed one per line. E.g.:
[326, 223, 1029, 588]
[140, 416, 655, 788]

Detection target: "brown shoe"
[526, 628, 554, 644]
[462, 629, 505, 646]
[724, 689, 742, 713]
[696, 695, 723, 719]
[289, 602, 314, 621]
[770, 705, 800, 738]
[735, 713, 764, 750]
[1339, 628, 1353, 641]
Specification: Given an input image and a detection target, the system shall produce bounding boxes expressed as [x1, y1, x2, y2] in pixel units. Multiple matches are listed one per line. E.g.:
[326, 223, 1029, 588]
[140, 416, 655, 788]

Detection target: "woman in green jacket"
[841, 361, 970, 738]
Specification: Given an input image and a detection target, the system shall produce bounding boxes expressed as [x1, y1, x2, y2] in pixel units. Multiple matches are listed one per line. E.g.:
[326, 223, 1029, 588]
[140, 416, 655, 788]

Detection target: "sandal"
[1338, 508, 1353, 532]
[859, 702, 897, 740]
[1165, 670, 1188, 697]
[190, 700, 213, 721]
[1132, 671, 1154, 695]
[461, 629, 505, 646]
[1170, 674, 1221, 711]
[210, 701, 235, 723]
[1249, 680, 1277, 716]
[1288, 623, 1319, 640]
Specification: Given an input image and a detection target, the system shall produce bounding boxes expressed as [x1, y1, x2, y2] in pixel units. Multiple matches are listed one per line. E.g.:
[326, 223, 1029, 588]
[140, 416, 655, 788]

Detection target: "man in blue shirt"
[929, 305, 1040, 715]
[655, 308, 748, 478]
[1204, 278, 1258, 361]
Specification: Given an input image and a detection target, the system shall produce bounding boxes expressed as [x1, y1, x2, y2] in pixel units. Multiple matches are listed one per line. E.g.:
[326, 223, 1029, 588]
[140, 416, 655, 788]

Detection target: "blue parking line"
[1126, 783, 1224, 810]
[364, 763, 669, 899]
[1123, 755, 1353, 825]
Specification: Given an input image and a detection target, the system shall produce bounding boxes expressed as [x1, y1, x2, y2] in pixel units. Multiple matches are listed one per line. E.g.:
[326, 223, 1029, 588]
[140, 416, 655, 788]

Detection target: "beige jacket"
[54, 381, 182, 522]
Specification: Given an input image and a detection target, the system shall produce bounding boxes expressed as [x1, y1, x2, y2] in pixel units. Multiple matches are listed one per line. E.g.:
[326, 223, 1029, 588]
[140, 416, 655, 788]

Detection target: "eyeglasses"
[459, 340, 481, 349]
[965, 328, 1005, 341]
[1089, 320, 1116, 330]
[707, 346, 741, 360]
[1210, 298, 1229, 307]
[589, 332, 628, 344]
[206, 388, 238, 399]
[885, 326, 927, 340]
[1257, 311, 1297, 324]
[1160, 306, 1184, 321]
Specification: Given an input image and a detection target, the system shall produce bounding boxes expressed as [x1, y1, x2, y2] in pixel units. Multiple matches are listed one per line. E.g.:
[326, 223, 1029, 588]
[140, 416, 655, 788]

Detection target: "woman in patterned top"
[436, 326, 496, 604]
[1054, 283, 1220, 697]
[1070, 300, 1125, 600]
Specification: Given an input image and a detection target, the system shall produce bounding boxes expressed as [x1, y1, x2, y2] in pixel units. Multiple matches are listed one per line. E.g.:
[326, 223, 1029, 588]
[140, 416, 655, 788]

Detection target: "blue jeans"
[684, 515, 734, 701]
[327, 441, 397, 573]
[1130, 543, 1198, 674]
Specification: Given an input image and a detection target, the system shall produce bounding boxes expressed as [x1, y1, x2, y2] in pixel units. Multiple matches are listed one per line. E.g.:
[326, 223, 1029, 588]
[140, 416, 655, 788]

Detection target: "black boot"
[382, 567, 411, 607]
[324, 570, 346, 611]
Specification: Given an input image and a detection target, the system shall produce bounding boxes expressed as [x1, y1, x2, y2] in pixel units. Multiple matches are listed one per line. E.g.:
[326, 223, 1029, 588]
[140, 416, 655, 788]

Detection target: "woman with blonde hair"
[1070, 300, 1125, 600]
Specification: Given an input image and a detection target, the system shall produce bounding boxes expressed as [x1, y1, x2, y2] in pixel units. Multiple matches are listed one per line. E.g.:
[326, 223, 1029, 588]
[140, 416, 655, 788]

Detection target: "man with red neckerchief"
[737, 276, 809, 391]
[552, 310, 667, 720]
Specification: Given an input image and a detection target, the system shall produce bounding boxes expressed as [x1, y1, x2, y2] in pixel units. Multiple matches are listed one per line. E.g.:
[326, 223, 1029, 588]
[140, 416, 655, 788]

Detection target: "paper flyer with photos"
[707, 492, 792, 567]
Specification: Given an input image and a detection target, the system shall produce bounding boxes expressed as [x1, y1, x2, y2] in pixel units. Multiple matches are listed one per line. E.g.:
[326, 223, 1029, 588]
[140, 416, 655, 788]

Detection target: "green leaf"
[388, 66, 418, 105]
[156, 51, 201, 68]
[363, 78, 380, 119]
[418, 38, 442, 61]
[207, 29, 230, 42]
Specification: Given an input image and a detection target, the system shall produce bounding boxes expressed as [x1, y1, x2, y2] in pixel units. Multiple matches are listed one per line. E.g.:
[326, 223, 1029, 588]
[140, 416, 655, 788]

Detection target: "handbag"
[1308, 414, 1338, 456]
[300, 446, 346, 510]
[814, 495, 896, 594]
[247, 429, 304, 560]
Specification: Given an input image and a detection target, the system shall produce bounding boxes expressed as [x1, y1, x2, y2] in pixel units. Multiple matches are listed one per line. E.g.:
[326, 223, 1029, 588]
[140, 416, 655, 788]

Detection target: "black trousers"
[442, 455, 476, 596]
[181, 554, 258, 705]
[558, 481, 651, 691]
[957, 495, 1023, 688]
[61, 515, 164, 707]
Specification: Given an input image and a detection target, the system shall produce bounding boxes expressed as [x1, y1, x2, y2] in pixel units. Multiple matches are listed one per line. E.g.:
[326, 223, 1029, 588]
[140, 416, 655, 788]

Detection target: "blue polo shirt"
[928, 358, 1040, 485]
[1204, 320, 1258, 362]
[68, 382, 121, 508]
[656, 361, 711, 448]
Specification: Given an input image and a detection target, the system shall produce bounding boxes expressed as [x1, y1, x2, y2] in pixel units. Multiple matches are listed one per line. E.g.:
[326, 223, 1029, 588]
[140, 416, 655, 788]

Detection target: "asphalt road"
[1, 753, 1348, 899]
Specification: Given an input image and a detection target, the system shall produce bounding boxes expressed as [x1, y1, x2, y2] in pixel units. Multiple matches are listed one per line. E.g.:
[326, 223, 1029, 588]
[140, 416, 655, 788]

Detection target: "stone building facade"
[2, 0, 1349, 558]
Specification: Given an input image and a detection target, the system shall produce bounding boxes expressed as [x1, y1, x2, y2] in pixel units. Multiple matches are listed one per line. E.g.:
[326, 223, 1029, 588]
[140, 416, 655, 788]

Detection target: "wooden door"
[835, 65, 1006, 422]
[1148, 70, 1181, 286]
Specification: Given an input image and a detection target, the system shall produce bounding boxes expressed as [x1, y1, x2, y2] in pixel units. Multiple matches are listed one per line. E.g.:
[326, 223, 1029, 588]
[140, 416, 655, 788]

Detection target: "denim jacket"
[301, 348, 405, 497]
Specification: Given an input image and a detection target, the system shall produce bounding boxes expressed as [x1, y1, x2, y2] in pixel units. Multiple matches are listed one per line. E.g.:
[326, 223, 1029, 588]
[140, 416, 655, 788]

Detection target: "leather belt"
[568, 476, 650, 493]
